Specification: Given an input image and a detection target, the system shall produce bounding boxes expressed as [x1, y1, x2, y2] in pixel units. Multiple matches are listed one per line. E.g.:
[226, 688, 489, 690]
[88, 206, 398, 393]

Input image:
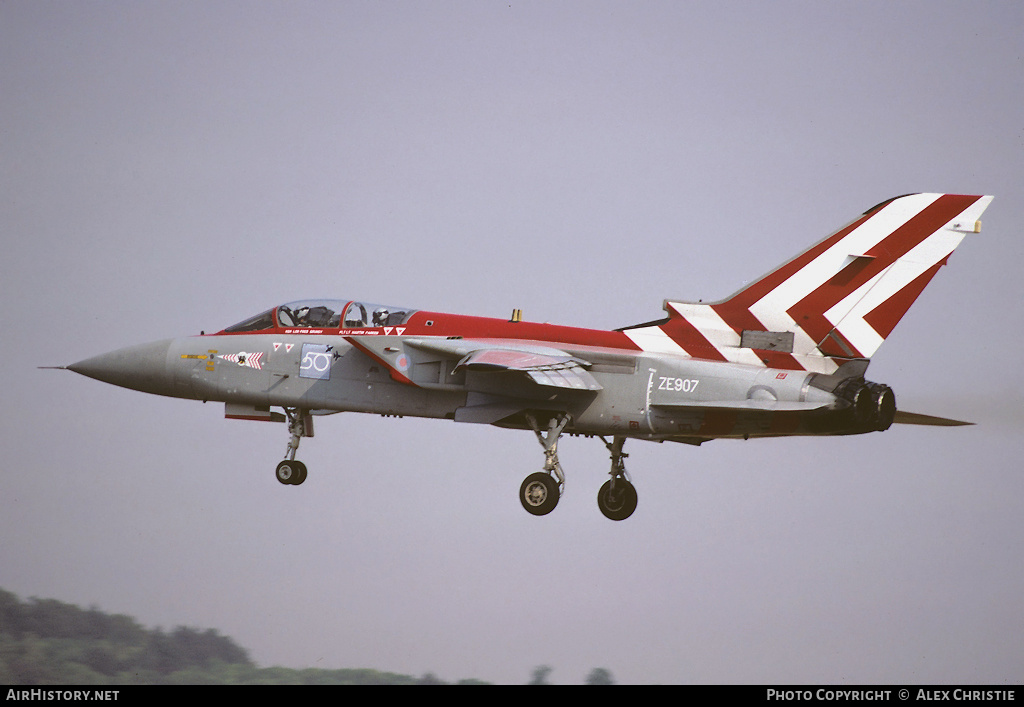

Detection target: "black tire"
[519, 472, 559, 516]
[597, 479, 637, 521]
[276, 460, 303, 485]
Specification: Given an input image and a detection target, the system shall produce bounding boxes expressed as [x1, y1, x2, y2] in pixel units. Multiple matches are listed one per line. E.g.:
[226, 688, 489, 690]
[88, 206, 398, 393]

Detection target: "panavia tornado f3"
[62, 193, 993, 520]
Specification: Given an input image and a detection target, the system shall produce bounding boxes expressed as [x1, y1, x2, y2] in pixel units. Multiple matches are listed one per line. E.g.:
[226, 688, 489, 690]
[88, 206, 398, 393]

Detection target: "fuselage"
[68, 299, 868, 444]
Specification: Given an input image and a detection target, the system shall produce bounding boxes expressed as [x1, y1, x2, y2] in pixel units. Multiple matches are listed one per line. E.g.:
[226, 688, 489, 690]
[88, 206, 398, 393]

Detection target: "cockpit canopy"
[223, 299, 416, 333]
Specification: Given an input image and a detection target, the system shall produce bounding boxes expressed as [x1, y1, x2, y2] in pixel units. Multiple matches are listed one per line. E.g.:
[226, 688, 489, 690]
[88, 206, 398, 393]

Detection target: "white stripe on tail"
[624, 194, 993, 374]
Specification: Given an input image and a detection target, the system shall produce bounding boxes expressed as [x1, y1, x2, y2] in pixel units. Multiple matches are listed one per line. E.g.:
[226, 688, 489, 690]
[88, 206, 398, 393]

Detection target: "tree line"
[0, 588, 612, 684]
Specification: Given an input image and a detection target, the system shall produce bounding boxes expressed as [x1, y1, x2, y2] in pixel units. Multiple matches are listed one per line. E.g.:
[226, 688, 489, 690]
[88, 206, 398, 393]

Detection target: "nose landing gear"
[275, 458, 307, 485]
[275, 408, 312, 486]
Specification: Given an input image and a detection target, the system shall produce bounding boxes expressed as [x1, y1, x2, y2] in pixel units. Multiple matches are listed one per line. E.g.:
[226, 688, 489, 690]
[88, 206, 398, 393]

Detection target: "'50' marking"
[658, 376, 699, 393]
[299, 343, 332, 380]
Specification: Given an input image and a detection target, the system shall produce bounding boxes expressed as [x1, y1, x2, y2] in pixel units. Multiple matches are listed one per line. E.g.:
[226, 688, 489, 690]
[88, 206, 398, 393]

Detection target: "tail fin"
[624, 193, 993, 374]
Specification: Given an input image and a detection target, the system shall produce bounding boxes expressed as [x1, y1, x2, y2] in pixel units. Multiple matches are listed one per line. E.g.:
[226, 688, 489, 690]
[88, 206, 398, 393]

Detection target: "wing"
[451, 347, 602, 391]
[409, 338, 601, 424]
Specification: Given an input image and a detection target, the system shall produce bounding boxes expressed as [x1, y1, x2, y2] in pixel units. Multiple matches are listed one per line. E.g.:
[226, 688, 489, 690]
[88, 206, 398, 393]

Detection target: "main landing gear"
[519, 413, 569, 516]
[275, 408, 311, 486]
[517, 414, 638, 521]
[596, 436, 637, 521]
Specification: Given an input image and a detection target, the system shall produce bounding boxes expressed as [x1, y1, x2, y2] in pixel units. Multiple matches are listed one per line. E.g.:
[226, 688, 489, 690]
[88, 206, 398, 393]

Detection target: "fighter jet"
[62, 193, 993, 520]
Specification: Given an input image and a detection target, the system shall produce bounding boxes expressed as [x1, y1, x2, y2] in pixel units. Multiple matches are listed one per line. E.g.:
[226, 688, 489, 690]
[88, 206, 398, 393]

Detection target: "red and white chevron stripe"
[624, 194, 993, 374]
[218, 351, 265, 370]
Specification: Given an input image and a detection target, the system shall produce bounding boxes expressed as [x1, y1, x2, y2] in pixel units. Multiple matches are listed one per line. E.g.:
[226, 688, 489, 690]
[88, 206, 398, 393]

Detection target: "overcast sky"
[3, 1, 1023, 684]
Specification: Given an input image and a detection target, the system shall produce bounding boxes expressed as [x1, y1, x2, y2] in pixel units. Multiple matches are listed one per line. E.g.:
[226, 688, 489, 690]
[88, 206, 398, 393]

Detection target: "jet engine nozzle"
[836, 379, 897, 432]
[867, 382, 896, 431]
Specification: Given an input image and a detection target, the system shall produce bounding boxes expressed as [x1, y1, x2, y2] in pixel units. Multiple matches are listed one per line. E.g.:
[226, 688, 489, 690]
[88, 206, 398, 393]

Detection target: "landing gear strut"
[517, 417, 640, 520]
[275, 408, 311, 486]
[518, 413, 570, 515]
[596, 436, 637, 521]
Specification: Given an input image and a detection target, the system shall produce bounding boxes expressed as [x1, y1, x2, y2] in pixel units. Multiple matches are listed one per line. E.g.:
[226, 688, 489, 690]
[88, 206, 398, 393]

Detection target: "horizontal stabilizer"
[893, 410, 973, 427]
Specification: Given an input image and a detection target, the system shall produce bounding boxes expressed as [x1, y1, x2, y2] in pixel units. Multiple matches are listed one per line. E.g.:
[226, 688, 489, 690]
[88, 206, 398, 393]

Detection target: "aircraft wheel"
[520, 472, 559, 516]
[597, 479, 637, 521]
[276, 460, 307, 486]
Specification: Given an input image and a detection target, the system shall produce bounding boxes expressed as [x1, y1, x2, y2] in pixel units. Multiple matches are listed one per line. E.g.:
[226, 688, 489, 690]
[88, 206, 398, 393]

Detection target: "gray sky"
[3, 1, 1023, 684]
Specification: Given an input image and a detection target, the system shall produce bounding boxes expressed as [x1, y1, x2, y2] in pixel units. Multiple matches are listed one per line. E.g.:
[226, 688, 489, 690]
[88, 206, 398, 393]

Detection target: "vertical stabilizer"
[623, 194, 993, 374]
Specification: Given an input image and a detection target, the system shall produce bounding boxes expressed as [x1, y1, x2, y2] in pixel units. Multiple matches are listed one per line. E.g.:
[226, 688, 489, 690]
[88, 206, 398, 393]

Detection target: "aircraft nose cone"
[68, 339, 176, 396]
